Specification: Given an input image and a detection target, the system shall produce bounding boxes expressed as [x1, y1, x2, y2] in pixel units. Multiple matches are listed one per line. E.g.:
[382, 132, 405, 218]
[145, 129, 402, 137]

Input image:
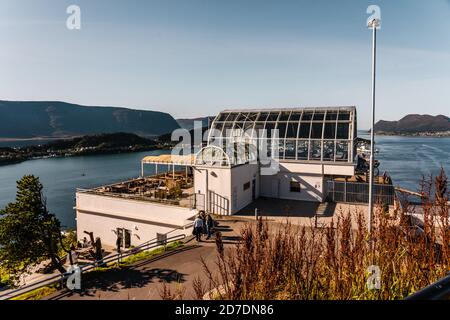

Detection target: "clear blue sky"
[1, 0, 449, 129]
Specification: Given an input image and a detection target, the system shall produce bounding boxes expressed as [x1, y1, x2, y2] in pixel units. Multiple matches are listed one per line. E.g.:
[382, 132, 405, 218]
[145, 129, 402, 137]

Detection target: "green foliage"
[10, 284, 58, 301]
[0, 175, 62, 281]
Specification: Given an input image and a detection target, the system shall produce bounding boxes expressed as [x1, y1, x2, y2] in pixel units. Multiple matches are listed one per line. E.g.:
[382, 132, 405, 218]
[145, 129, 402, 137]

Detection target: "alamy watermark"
[66, 5, 81, 30]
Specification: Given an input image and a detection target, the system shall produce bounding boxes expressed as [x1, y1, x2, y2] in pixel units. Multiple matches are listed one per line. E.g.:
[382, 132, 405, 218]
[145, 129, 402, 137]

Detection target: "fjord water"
[0, 136, 449, 229]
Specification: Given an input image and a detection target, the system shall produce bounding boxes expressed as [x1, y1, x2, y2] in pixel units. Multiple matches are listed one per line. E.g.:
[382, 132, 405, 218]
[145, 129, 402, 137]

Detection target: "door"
[252, 178, 256, 201]
[271, 179, 279, 198]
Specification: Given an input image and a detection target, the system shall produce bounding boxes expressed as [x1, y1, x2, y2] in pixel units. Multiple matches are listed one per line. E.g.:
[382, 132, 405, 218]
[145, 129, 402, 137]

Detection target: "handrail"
[0, 234, 186, 300]
[405, 273, 450, 300]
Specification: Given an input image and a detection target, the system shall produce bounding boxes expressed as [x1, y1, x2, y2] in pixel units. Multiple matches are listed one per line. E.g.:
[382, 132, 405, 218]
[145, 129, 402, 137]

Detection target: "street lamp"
[367, 17, 380, 234]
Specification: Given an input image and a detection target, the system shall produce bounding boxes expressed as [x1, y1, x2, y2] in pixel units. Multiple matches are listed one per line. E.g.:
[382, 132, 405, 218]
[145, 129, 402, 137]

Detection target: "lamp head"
[368, 18, 381, 29]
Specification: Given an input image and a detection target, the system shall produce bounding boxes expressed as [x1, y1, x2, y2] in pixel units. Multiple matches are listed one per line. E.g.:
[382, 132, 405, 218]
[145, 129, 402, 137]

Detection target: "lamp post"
[367, 18, 380, 234]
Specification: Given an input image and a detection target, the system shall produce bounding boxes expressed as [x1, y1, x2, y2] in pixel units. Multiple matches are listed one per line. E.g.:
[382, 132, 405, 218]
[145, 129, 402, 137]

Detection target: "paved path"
[46, 219, 245, 300]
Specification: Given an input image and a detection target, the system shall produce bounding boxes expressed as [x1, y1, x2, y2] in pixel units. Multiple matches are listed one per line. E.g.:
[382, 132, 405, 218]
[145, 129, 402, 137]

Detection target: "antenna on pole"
[367, 13, 381, 235]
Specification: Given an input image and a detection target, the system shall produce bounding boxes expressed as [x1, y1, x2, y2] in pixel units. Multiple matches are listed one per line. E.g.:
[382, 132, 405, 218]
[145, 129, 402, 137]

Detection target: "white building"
[76, 107, 358, 247]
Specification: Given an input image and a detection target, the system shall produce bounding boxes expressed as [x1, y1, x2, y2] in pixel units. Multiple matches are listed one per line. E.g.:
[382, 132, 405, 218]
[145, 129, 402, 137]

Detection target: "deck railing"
[0, 233, 186, 300]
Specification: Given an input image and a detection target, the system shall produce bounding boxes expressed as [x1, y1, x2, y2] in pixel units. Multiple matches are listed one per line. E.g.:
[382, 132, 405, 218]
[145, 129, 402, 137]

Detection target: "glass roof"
[207, 107, 357, 164]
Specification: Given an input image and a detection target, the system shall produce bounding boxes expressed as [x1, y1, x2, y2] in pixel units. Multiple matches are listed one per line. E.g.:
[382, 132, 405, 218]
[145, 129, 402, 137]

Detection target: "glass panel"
[336, 141, 349, 161]
[336, 123, 349, 139]
[338, 111, 350, 120]
[302, 112, 313, 121]
[237, 113, 249, 121]
[313, 112, 325, 121]
[217, 113, 229, 122]
[256, 112, 269, 122]
[267, 112, 280, 121]
[227, 113, 238, 121]
[222, 122, 234, 136]
[298, 122, 311, 138]
[265, 122, 275, 138]
[279, 112, 291, 121]
[253, 122, 265, 139]
[297, 140, 309, 160]
[323, 141, 335, 161]
[286, 122, 299, 138]
[324, 123, 336, 139]
[285, 140, 296, 159]
[326, 112, 338, 120]
[310, 140, 322, 161]
[290, 112, 302, 121]
[276, 122, 287, 139]
[277, 139, 285, 159]
[311, 123, 323, 139]
[213, 122, 224, 132]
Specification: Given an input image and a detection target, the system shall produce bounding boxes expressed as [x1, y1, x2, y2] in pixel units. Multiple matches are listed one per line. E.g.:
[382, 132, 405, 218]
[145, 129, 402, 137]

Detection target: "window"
[157, 233, 167, 245]
[243, 182, 251, 191]
[290, 181, 301, 193]
[116, 228, 132, 249]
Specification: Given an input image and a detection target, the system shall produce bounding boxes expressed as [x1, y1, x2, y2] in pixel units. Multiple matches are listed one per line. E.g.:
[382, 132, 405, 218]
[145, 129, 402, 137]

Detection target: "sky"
[0, 0, 449, 129]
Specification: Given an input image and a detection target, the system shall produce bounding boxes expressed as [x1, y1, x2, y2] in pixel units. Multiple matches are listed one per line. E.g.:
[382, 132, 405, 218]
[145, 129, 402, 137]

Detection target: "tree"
[0, 175, 65, 282]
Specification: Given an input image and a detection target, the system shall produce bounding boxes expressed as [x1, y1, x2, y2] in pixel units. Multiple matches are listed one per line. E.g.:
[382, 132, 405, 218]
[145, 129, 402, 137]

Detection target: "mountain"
[0, 100, 180, 138]
[374, 114, 450, 134]
[176, 117, 212, 130]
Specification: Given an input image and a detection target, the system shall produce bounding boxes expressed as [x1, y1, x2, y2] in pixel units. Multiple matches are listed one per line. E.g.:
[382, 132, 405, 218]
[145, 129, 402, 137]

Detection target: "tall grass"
[196, 169, 449, 300]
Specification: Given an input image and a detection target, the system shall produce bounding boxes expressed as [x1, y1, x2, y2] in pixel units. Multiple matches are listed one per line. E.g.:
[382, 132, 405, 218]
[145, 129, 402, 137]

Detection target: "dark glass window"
[336, 123, 349, 139]
[265, 122, 275, 138]
[302, 112, 313, 121]
[279, 112, 291, 121]
[311, 123, 323, 139]
[217, 113, 229, 122]
[324, 123, 336, 139]
[285, 140, 296, 159]
[298, 123, 311, 138]
[276, 122, 287, 138]
[310, 140, 322, 160]
[267, 112, 280, 121]
[227, 113, 238, 121]
[237, 113, 249, 121]
[326, 112, 338, 120]
[289, 112, 302, 121]
[243, 182, 250, 191]
[297, 140, 308, 160]
[256, 112, 269, 121]
[338, 111, 350, 120]
[323, 141, 335, 161]
[313, 112, 325, 121]
[286, 122, 299, 138]
[290, 181, 301, 193]
[336, 141, 349, 161]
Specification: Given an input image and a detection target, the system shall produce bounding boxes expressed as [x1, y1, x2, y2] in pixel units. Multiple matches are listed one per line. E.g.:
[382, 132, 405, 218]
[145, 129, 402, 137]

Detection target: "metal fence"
[326, 180, 395, 205]
[0, 233, 186, 300]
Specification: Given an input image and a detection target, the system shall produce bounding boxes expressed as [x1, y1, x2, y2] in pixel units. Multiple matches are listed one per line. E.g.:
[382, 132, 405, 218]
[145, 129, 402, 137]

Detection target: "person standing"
[206, 214, 214, 240]
[193, 215, 204, 242]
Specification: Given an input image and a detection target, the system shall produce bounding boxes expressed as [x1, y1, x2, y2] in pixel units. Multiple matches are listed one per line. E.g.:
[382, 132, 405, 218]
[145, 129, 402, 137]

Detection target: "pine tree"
[0, 175, 65, 281]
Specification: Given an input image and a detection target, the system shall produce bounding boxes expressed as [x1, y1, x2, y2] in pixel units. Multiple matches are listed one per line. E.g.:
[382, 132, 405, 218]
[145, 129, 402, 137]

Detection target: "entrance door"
[252, 178, 256, 201]
[271, 179, 279, 198]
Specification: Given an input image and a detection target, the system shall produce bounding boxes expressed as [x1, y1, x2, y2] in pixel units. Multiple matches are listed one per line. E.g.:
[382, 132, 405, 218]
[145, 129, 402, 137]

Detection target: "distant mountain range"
[374, 114, 450, 136]
[0, 100, 180, 139]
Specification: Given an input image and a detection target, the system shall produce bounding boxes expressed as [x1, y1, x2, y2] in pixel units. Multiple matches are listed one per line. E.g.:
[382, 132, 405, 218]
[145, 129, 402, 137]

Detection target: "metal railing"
[405, 273, 450, 300]
[326, 180, 395, 205]
[0, 233, 186, 300]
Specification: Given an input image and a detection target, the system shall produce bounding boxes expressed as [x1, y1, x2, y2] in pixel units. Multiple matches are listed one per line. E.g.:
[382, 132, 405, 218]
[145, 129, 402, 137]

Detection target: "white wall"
[76, 193, 196, 247]
[230, 163, 260, 214]
[260, 172, 323, 202]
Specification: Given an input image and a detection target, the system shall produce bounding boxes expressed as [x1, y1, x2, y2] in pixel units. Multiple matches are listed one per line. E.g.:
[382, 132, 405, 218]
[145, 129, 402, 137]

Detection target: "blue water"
[0, 136, 448, 228]
[0, 150, 170, 229]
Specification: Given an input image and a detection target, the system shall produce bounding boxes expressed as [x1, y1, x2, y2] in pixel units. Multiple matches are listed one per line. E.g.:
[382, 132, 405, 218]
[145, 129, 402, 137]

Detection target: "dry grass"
[195, 169, 449, 300]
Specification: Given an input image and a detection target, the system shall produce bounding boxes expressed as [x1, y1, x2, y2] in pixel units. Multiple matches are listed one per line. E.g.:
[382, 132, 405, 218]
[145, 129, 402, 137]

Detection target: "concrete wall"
[230, 163, 260, 214]
[76, 192, 196, 248]
[260, 172, 323, 202]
